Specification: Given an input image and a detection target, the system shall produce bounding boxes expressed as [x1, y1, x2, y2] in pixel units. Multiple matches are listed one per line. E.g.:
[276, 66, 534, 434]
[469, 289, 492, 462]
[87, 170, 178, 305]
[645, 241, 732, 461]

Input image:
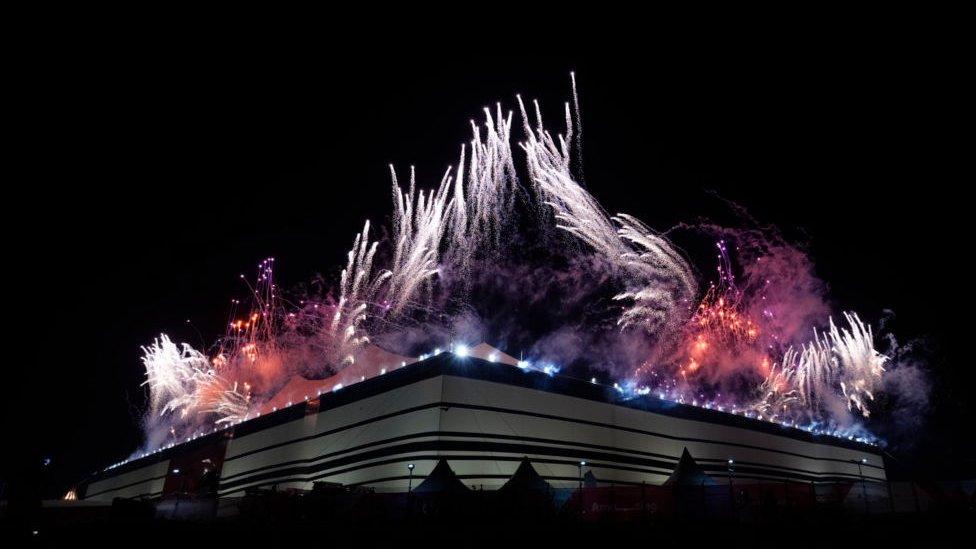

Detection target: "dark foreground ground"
[6, 513, 975, 547]
[4, 492, 974, 547]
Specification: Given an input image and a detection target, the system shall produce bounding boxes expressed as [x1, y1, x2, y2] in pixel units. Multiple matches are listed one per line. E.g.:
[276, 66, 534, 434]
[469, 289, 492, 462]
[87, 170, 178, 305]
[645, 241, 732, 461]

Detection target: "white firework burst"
[832, 312, 887, 416]
[141, 334, 212, 418]
[756, 312, 887, 419]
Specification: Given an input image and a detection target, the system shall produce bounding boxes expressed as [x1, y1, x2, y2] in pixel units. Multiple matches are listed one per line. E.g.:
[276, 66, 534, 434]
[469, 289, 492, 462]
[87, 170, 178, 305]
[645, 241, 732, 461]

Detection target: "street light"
[407, 463, 415, 493]
[170, 468, 184, 519]
[578, 460, 587, 516]
[727, 459, 735, 515]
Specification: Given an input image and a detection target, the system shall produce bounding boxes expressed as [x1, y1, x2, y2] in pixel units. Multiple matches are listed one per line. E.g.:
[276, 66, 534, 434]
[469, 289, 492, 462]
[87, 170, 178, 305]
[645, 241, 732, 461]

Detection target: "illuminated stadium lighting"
[455, 344, 470, 357]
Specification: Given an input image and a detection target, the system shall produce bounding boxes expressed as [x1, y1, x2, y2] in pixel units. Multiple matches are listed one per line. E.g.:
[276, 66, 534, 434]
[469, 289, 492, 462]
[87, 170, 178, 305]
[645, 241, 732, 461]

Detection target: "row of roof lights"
[104, 343, 877, 471]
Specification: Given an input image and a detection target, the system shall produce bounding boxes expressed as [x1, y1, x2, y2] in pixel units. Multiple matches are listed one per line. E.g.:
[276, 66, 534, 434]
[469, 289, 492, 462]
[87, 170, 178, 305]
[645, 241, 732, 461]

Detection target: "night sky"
[13, 51, 972, 497]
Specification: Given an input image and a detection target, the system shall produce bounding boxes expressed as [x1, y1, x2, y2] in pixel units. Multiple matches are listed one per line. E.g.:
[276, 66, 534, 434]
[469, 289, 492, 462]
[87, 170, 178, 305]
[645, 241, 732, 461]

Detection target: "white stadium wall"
[84, 459, 170, 501]
[80, 354, 885, 501]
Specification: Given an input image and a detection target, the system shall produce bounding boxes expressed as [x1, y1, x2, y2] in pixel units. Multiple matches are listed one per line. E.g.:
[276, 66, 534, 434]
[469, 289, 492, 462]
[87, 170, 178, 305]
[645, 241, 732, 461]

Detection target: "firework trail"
[329, 221, 382, 366]
[383, 167, 451, 317]
[754, 312, 887, 421]
[446, 104, 519, 276]
[519, 90, 697, 338]
[204, 381, 252, 426]
[614, 214, 698, 334]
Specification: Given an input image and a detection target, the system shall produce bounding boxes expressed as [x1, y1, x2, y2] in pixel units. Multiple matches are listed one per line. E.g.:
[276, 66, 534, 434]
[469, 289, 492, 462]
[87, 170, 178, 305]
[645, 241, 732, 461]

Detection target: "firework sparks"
[141, 334, 212, 418]
[384, 167, 451, 317]
[754, 312, 887, 422]
[135, 75, 898, 454]
[519, 88, 697, 338]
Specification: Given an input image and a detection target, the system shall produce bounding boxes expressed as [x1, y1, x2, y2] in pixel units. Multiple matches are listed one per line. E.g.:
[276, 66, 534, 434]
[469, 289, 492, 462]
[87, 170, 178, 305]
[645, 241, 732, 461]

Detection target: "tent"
[413, 459, 470, 494]
[497, 457, 553, 496]
[664, 448, 718, 486]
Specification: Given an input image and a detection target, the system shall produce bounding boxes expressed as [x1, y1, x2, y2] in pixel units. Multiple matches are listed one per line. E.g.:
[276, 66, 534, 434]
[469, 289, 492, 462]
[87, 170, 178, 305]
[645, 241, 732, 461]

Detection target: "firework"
[446, 104, 519, 275]
[205, 381, 252, 425]
[519, 88, 697, 337]
[383, 167, 451, 317]
[754, 312, 887, 421]
[330, 221, 382, 366]
[140, 334, 212, 418]
[832, 312, 888, 416]
[136, 75, 897, 453]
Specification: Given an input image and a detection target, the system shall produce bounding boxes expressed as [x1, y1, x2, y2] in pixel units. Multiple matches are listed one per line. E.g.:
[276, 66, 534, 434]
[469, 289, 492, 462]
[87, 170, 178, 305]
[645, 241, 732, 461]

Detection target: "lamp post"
[727, 458, 735, 516]
[578, 460, 587, 517]
[407, 463, 415, 493]
[170, 468, 183, 520]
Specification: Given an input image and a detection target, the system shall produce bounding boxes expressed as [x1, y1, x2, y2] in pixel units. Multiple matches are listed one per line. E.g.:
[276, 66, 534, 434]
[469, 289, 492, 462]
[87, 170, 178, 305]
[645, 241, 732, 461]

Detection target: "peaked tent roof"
[413, 459, 471, 494]
[469, 343, 520, 367]
[498, 457, 553, 495]
[664, 448, 719, 486]
[260, 344, 415, 414]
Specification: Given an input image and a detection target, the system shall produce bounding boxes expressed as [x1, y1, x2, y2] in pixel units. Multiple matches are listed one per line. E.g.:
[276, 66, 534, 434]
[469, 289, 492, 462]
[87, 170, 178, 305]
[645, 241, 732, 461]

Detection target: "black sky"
[13, 49, 973, 495]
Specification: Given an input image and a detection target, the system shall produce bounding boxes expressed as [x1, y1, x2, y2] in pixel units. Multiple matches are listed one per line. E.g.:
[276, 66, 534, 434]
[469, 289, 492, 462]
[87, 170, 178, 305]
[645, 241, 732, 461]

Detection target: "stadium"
[78, 344, 886, 512]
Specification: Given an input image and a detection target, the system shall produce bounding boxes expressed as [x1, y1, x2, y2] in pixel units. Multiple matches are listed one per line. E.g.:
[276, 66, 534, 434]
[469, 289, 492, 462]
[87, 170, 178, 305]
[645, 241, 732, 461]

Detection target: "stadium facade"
[79, 350, 886, 502]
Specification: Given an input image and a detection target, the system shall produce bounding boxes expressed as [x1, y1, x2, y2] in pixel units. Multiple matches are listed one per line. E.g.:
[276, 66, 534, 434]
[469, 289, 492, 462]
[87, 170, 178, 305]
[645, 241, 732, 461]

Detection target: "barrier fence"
[563, 479, 974, 522]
